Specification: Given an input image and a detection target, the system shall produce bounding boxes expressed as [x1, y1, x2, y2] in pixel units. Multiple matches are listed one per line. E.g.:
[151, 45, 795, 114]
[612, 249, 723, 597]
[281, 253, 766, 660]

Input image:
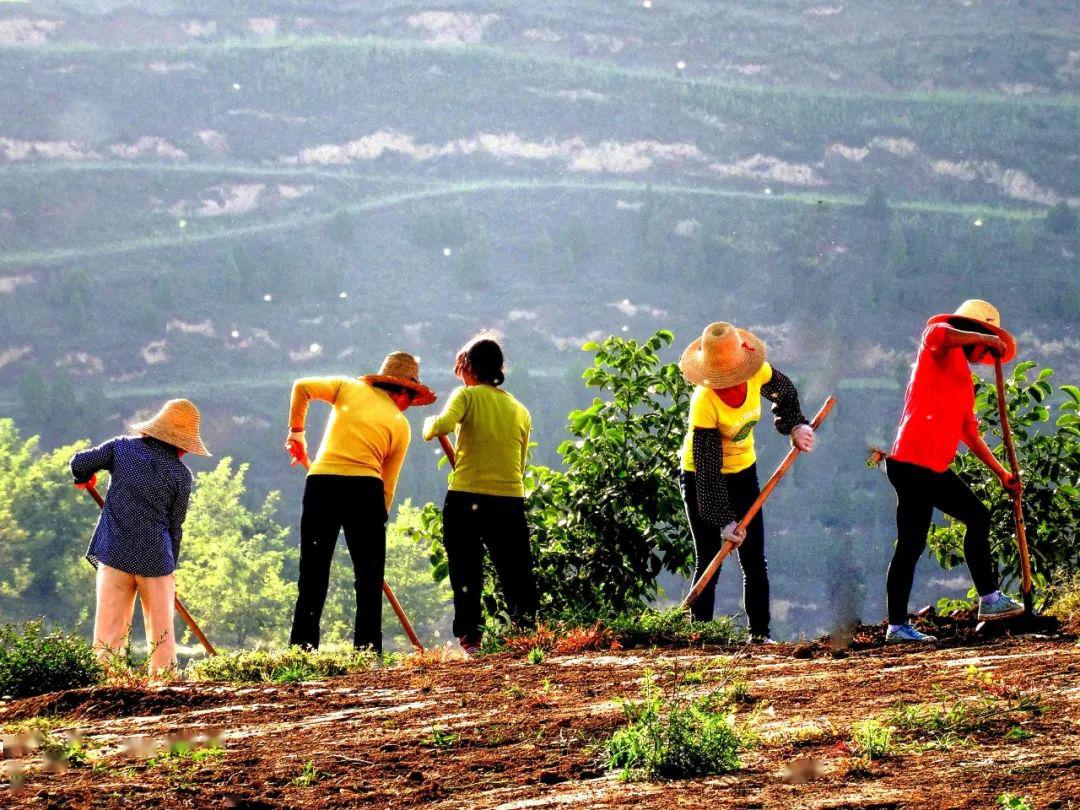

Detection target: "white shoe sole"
[977, 605, 1025, 621]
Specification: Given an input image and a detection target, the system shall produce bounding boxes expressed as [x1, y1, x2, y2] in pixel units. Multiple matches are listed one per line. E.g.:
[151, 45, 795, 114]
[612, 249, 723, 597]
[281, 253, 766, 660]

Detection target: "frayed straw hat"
[927, 299, 1016, 364]
[363, 351, 436, 406]
[130, 399, 211, 456]
[679, 322, 767, 388]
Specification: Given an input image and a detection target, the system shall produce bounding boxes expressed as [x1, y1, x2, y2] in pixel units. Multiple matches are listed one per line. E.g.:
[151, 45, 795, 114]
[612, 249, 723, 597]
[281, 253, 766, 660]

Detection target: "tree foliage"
[418, 331, 692, 620]
[929, 363, 1080, 603]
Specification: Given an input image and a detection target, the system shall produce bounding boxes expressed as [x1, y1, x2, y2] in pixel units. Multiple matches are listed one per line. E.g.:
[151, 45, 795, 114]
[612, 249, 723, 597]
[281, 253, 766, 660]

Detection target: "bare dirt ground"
[3, 635, 1079, 810]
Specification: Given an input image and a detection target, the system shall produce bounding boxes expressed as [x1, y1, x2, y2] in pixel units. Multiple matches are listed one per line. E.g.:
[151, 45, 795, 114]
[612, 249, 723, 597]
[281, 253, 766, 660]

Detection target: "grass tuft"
[0, 621, 104, 700]
[186, 646, 376, 683]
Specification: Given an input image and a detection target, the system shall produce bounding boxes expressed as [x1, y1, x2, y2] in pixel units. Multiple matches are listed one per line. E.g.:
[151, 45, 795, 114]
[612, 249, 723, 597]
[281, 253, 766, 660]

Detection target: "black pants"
[442, 490, 538, 640]
[289, 475, 387, 653]
[681, 467, 769, 636]
[886, 458, 997, 626]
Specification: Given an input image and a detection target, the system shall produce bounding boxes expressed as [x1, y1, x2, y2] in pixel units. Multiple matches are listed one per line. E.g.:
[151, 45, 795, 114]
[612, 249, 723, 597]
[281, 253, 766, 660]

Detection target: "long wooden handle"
[84, 484, 216, 656]
[297, 456, 425, 651]
[438, 435, 457, 470]
[993, 360, 1033, 610]
[682, 396, 837, 609]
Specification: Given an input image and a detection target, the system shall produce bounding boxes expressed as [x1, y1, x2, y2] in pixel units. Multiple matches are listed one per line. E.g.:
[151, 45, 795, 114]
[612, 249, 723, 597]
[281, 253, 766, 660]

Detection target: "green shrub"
[606, 673, 752, 780]
[185, 647, 376, 683]
[1048, 569, 1080, 633]
[606, 608, 747, 648]
[0, 621, 103, 699]
[997, 794, 1034, 810]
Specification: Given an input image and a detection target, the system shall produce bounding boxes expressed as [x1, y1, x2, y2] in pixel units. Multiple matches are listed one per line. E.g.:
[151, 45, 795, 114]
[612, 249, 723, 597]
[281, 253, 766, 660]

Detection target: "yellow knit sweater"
[422, 384, 531, 498]
[289, 377, 411, 512]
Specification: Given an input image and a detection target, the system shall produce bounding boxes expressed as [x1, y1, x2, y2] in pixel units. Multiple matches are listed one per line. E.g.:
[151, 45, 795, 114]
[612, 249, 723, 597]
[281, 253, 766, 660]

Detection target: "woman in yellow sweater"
[423, 334, 536, 655]
[285, 352, 434, 654]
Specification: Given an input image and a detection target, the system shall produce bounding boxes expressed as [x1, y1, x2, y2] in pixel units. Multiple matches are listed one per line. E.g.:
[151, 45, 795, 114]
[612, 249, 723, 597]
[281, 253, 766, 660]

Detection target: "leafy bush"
[1048, 570, 1080, 633]
[185, 647, 376, 683]
[605, 608, 747, 648]
[0, 621, 103, 699]
[418, 332, 693, 620]
[929, 363, 1080, 603]
[607, 673, 752, 780]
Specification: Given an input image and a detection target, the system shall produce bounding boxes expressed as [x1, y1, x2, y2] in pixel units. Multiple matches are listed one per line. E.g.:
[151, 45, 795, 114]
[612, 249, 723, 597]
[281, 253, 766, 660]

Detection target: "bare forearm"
[939, 326, 998, 351]
[964, 429, 1007, 478]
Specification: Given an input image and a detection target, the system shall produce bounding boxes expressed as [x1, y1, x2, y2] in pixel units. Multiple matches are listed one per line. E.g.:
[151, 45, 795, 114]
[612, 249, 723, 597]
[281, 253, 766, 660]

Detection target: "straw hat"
[927, 299, 1016, 364]
[130, 399, 211, 456]
[679, 322, 767, 388]
[362, 351, 436, 406]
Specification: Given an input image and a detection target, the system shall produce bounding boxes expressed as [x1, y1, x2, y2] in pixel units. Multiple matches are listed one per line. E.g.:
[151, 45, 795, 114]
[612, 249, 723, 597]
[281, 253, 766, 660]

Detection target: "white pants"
[94, 564, 177, 675]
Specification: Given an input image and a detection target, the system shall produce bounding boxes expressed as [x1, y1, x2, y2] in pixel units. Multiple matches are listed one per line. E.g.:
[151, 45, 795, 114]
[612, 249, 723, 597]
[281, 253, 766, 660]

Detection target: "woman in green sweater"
[424, 333, 537, 655]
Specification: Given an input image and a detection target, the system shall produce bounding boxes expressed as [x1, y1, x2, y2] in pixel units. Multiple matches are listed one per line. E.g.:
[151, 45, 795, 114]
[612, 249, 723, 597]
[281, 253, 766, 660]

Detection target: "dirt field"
[3, 635, 1079, 809]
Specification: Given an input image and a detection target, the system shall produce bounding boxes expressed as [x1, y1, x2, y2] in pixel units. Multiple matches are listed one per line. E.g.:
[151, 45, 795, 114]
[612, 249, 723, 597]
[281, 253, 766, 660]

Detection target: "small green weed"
[1005, 725, 1035, 742]
[426, 727, 460, 748]
[292, 760, 324, 787]
[849, 719, 895, 760]
[526, 647, 546, 665]
[997, 794, 1033, 810]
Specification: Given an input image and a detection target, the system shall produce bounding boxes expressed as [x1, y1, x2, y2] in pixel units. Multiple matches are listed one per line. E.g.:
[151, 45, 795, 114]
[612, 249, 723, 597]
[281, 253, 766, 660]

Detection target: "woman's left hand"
[792, 424, 815, 453]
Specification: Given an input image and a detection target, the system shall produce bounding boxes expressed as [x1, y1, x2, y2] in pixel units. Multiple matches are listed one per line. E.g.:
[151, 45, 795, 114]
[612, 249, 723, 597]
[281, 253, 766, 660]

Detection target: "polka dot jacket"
[692, 368, 808, 527]
[70, 436, 193, 577]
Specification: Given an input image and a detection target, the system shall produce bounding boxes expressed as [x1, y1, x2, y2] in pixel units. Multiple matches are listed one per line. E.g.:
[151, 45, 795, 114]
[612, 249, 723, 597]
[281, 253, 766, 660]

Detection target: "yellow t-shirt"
[422, 384, 531, 498]
[289, 377, 411, 512]
[680, 362, 773, 475]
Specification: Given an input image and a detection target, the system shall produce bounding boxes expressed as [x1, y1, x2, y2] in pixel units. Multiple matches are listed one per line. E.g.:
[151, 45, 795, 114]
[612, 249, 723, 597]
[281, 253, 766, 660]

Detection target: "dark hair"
[457, 335, 505, 386]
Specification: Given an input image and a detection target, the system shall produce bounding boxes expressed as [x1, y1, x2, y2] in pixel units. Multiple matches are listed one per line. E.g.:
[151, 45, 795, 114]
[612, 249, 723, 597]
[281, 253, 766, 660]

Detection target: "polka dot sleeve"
[692, 428, 735, 527]
[760, 368, 809, 436]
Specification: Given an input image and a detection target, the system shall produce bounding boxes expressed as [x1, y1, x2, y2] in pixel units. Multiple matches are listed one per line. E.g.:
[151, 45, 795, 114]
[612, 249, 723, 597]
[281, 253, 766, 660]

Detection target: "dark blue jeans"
[681, 466, 769, 636]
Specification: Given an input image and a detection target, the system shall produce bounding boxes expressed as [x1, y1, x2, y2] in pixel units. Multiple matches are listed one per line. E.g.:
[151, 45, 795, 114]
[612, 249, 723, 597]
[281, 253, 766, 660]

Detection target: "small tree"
[929, 362, 1080, 603]
[176, 459, 296, 649]
[418, 331, 693, 619]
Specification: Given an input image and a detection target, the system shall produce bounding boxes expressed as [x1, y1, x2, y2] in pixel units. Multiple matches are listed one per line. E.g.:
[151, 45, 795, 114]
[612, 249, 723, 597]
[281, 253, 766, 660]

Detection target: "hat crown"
[699, 322, 751, 366]
[377, 351, 421, 383]
[953, 299, 1000, 327]
[130, 398, 210, 455]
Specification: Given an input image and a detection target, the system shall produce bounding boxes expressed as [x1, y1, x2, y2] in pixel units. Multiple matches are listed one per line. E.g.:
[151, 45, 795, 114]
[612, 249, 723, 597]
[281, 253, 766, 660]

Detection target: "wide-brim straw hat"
[362, 351, 436, 406]
[130, 398, 211, 456]
[679, 322, 767, 388]
[927, 299, 1016, 365]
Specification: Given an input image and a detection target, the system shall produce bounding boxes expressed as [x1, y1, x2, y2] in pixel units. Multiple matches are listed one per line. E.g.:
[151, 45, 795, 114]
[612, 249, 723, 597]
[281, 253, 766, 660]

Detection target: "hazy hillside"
[1, 0, 1077, 638]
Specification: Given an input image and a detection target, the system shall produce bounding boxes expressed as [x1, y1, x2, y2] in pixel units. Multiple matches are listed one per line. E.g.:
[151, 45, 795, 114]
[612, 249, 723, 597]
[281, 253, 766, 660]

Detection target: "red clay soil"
[3, 636, 1079, 809]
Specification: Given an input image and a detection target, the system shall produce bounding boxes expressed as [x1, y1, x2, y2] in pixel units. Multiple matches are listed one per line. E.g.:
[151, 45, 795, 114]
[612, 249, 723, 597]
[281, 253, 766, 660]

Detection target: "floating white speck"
[676, 61, 686, 70]
[310, 343, 322, 353]
[973, 218, 983, 227]
[443, 247, 452, 257]
[263, 294, 273, 302]
[232, 83, 241, 90]
[622, 325, 629, 332]
[230, 330, 240, 339]
[178, 219, 187, 228]
[764, 188, 773, 195]
[339, 291, 348, 299]
[642, 0, 652, 7]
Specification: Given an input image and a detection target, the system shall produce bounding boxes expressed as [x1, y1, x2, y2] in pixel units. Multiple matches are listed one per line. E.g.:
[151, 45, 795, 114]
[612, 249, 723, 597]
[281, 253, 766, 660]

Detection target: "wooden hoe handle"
[993, 360, 1033, 610]
[682, 396, 837, 609]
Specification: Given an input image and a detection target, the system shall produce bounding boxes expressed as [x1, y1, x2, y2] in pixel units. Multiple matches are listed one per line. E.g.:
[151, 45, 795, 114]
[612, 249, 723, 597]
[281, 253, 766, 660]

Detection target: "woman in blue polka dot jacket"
[679, 323, 814, 643]
[70, 399, 210, 675]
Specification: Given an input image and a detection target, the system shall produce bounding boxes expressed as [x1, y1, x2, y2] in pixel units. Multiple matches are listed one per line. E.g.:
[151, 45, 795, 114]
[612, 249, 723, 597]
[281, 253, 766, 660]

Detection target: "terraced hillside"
[1, 1, 1078, 637]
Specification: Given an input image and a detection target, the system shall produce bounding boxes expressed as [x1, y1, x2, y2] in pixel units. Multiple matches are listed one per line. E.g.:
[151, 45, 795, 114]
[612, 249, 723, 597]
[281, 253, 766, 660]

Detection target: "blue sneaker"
[885, 624, 937, 643]
[977, 594, 1024, 621]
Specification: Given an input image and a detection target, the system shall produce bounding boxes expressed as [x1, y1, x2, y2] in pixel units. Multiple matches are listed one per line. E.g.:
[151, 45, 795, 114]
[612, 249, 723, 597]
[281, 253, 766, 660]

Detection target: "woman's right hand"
[285, 431, 309, 468]
[722, 521, 747, 547]
[74, 474, 97, 491]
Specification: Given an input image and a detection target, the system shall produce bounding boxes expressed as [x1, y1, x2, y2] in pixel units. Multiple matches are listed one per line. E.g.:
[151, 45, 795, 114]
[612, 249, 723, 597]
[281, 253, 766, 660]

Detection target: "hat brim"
[679, 329, 767, 388]
[362, 374, 437, 406]
[926, 314, 1016, 364]
[129, 421, 211, 456]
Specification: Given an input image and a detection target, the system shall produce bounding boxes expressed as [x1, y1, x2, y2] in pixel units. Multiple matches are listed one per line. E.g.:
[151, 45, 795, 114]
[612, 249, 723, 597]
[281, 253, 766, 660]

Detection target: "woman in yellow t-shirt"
[679, 322, 815, 642]
[423, 333, 536, 656]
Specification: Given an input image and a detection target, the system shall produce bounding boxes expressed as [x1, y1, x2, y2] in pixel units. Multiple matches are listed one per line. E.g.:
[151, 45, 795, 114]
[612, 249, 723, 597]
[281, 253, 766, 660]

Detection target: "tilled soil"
[3, 636, 1079, 809]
